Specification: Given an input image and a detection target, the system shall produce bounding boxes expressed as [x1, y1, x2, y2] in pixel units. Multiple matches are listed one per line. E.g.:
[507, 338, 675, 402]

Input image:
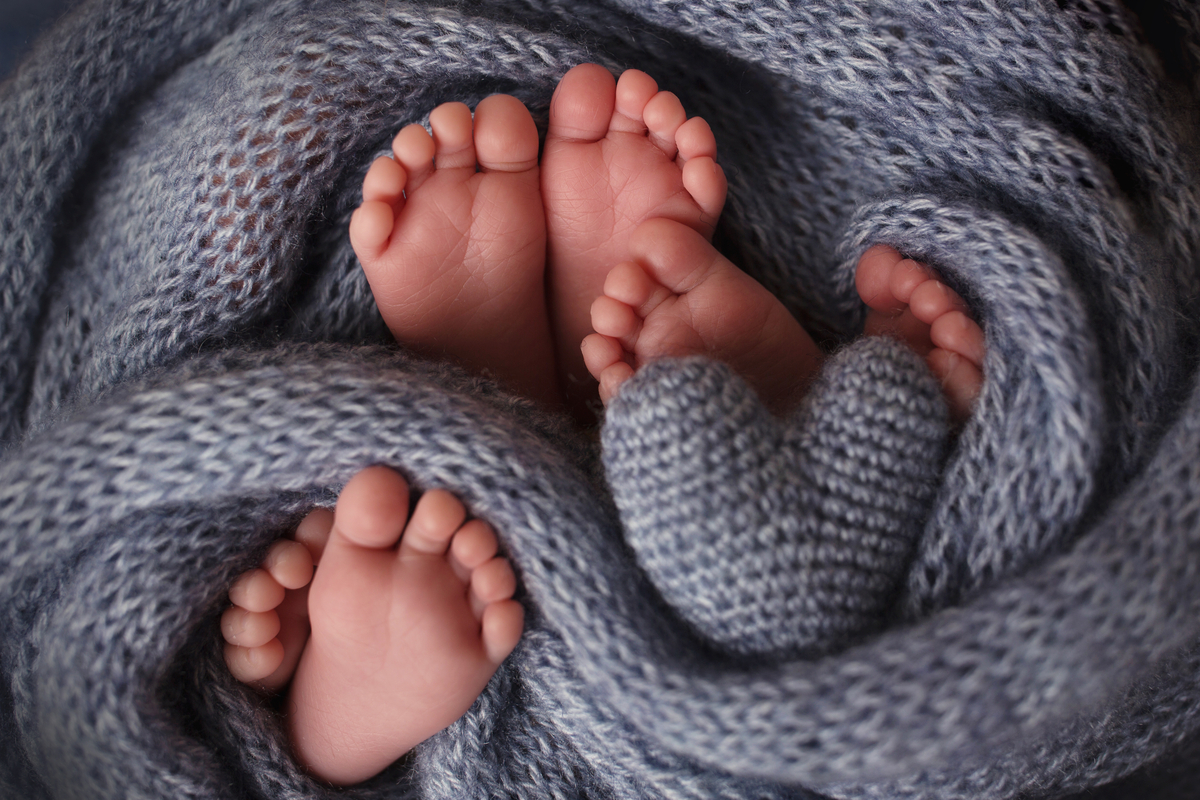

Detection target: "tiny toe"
[928, 348, 984, 422]
[473, 94, 539, 173]
[449, 519, 499, 582]
[643, 91, 687, 157]
[856, 244, 907, 313]
[333, 466, 411, 550]
[349, 201, 395, 262]
[548, 63, 616, 143]
[229, 568, 285, 613]
[392, 123, 436, 189]
[611, 68, 658, 133]
[599, 361, 636, 405]
[481, 599, 524, 665]
[294, 507, 333, 564]
[221, 606, 281, 648]
[909, 279, 969, 325]
[930, 310, 986, 367]
[362, 156, 407, 204]
[428, 101, 476, 170]
[591, 294, 641, 339]
[470, 557, 518, 618]
[263, 539, 314, 590]
[603, 260, 658, 307]
[681, 156, 727, 224]
[399, 489, 468, 556]
[675, 116, 717, 164]
[890, 258, 937, 305]
[582, 333, 627, 382]
[224, 640, 285, 685]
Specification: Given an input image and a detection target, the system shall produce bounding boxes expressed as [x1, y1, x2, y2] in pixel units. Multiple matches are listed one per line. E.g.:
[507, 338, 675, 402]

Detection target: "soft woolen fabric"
[2, 0, 1200, 798]
[606, 343, 947, 656]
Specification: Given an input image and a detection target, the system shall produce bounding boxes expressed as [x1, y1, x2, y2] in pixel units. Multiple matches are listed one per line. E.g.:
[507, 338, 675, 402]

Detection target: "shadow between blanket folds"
[2, 0, 1200, 798]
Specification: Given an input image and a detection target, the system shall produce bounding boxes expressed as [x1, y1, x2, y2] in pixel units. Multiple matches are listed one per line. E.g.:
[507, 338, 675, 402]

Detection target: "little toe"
[582, 333, 628, 383]
[681, 156, 727, 224]
[349, 201, 396, 262]
[599, 361, 636, 404]
[399, 489, 468, 557]
[392, 123, 437, 191]
[643, 91, 687, 158]
[591, 294, 641, 340]
[221, 606, 281, 649]
[908, 279, 969, 325]
[428, 101, 476, 170]
[362, 155, 407, 205]
[263, 539, 314, 591]
[229, 568, 285, 613]
[224, 640, 285, 685]
[473, 94, 539, 173]
[855, 244, 907, 314]
[931, 310, 986, 367]
[469, 557, 517, 618]
[333, 466, 412, 550]
[548, 63, 616, 143]
[611, 68, 658, 133]
[481, 599, 525, 665]
[449, 519, 499, 583]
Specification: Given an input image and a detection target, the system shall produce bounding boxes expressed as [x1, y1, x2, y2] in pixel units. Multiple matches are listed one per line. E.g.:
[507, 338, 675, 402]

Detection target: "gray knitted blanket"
[4, 0, 1200, 797]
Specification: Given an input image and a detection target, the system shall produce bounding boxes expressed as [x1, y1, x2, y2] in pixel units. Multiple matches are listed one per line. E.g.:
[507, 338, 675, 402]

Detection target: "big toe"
[855, 244, 907, 314]
[333, 466, 412, 550]
[548, 63, 616, 142]
[629, 217, 723, 292]
[473, 94, 539, 173]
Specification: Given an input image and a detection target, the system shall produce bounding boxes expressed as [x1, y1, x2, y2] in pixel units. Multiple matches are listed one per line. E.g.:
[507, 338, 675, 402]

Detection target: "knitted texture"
[3, 1, 1200, 799]
[603, 340, 947, 655]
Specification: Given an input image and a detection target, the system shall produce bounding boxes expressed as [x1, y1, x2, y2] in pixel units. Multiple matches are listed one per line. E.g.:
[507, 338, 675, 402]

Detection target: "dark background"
[2, 0, 81, 80]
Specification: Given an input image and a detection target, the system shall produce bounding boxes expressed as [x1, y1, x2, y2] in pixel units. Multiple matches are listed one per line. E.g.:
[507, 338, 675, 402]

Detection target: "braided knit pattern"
[3, 0, 1200, 798]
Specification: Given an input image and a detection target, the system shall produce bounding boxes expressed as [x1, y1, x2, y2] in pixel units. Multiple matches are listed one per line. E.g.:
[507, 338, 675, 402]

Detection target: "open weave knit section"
[3, 0, 1200, 798]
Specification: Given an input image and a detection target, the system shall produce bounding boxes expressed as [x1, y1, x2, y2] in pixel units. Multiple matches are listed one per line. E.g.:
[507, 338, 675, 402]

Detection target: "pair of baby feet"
[222, 63, 985, 785]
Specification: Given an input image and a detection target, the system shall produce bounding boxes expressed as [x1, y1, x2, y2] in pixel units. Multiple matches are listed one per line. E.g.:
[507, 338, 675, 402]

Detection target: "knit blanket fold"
[3, 0, 1200, 798]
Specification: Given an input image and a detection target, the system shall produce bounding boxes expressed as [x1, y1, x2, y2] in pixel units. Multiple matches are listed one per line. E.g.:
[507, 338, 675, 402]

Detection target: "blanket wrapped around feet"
[4, 0, 1200, 797]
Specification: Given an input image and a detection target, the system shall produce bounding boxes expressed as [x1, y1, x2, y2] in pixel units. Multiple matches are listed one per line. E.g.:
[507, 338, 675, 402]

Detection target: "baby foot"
[285, 467, 524, 786]
[582, 218, 824, 416]
[542, 64, 728, 419]
[350, 95, 559, 406]
[222, 509, 330, 692]
[855, 244, 985, 421]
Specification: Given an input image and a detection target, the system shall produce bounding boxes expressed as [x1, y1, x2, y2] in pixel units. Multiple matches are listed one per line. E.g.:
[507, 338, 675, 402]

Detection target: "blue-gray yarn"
[605, 342, 947, 656]
[2, 1, 1200, 798]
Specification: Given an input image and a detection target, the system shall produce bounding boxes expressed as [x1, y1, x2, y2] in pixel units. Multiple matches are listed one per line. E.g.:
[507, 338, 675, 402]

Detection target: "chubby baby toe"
[228, 567, 285, 613]
[262, 538, 314, 591]
[221, 606, 281, 648]
[931, 310, 986, 367]
[642, 91, 686, 157]
[482, 600, 525, 665]
[223, 639, 285, 685]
